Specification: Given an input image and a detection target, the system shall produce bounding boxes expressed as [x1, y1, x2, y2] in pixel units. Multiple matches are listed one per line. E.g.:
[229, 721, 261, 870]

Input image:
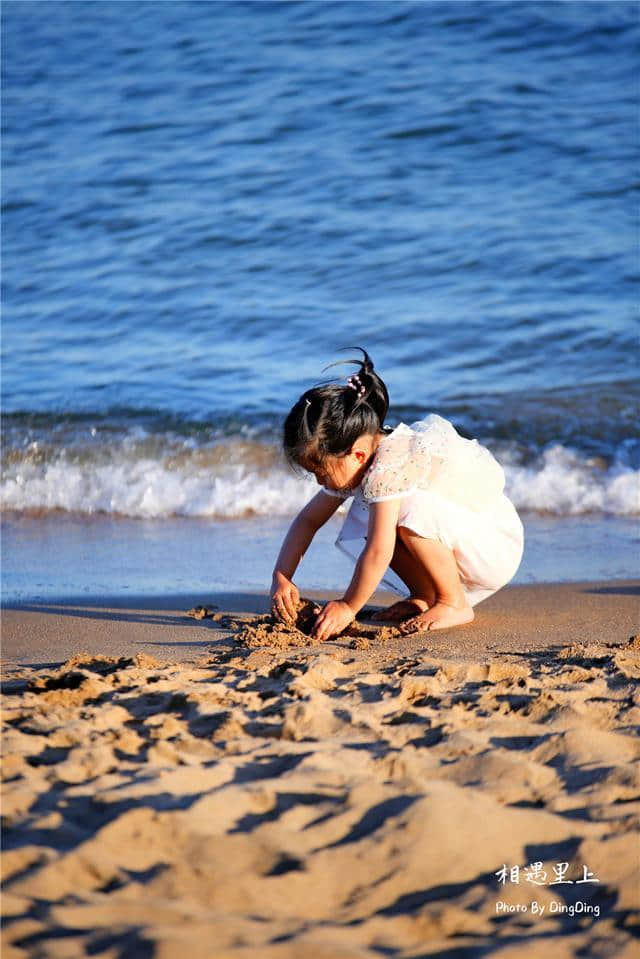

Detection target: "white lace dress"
[323, 414, 524, 607]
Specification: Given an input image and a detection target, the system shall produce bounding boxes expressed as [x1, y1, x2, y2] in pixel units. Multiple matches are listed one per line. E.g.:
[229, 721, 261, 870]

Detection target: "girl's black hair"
[283, 347, 390, 471]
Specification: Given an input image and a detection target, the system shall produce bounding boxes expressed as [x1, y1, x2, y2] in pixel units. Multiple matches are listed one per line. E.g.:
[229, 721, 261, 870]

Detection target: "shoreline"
[3, 510, 639, 608]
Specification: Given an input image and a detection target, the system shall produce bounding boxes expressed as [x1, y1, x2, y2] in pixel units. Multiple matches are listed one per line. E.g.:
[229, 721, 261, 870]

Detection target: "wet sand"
[2, 581, 639, 957]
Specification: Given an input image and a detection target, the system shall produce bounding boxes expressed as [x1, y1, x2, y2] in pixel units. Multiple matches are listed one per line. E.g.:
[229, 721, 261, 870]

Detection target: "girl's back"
[363, 414, 506, 513]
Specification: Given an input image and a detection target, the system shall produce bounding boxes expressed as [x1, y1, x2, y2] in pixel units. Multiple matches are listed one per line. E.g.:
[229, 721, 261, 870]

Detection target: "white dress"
[323, 414, 524, 607]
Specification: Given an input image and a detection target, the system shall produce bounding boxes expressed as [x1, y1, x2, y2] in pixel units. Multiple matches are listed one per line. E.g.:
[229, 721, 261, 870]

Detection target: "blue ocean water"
[2, 0, 638, 598]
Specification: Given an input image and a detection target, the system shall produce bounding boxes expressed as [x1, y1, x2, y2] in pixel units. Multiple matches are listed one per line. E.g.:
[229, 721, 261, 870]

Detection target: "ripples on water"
[2, 0, 638, 521]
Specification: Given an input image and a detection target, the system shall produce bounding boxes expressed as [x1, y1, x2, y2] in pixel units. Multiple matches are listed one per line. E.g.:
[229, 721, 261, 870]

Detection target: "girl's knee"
[397, 525, 456, 566]
[397, 524, 415, 545]
[397, 524, 439, 549]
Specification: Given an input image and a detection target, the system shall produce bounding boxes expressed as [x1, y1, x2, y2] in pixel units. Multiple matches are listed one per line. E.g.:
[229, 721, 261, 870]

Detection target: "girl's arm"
[313, 498, 400, 640]
[271, 491, 342, 620]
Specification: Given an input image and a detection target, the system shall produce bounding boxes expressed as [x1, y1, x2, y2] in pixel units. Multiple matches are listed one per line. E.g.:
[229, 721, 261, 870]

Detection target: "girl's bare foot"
[406, 601, 474, 632]
[372, 597, 430, 623]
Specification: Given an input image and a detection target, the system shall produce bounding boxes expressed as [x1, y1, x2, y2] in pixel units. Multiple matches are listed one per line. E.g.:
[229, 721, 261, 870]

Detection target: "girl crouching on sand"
[271, 349, 524, 641]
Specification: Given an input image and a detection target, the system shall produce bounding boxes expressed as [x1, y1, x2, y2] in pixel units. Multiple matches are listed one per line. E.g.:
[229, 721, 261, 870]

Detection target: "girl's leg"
[397, 526, 474, 630]
[373, 535, 436, 622]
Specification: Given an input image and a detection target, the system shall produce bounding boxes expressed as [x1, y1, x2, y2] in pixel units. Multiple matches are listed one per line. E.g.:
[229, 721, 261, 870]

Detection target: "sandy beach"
[2, 580, 639, 958]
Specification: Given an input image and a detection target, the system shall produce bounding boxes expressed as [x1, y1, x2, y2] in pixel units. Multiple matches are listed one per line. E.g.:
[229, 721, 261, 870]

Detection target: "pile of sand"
[2, 623, 639, 958]
[228, 597, 326, 648]
[208, 597, 412, 650]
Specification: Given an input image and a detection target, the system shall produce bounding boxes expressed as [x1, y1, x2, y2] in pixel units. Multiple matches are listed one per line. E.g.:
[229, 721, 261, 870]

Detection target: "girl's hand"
[270, 571, 300, 623]
[313, 600, 355, 642]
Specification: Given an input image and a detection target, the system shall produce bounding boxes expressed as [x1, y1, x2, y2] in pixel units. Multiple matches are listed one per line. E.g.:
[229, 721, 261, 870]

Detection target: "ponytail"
[334, 346, 389, 429]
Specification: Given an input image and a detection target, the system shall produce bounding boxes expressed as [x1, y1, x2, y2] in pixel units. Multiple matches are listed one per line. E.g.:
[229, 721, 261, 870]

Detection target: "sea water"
[2, 1, 638, 601]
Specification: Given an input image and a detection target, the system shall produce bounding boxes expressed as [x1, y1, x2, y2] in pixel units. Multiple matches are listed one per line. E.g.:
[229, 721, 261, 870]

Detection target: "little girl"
[271, 349, 524, 642]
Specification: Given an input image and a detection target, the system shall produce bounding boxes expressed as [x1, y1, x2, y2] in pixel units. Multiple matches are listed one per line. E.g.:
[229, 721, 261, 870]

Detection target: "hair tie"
[347, 374, 365, 398]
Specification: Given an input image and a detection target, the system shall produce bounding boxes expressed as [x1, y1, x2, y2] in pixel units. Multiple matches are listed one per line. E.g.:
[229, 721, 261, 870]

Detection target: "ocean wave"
[0, 435, 313, 520]
[504, 444, 639, 516]
[1, 439, 638, 519]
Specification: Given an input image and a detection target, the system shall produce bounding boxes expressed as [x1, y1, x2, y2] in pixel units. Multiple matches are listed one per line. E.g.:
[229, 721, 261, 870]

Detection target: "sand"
[2, 581, 639, 958]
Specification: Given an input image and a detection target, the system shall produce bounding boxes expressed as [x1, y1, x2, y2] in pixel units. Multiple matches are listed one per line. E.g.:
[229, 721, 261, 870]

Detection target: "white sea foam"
[1, 442, 638, 519]
[0, 457, 317, 519]
[504, 445, 639, 516]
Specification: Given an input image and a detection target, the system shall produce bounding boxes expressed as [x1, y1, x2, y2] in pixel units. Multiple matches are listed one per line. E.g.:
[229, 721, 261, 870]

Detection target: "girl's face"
[313, 454, 359, 494]
[310, 433, 380, 494]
